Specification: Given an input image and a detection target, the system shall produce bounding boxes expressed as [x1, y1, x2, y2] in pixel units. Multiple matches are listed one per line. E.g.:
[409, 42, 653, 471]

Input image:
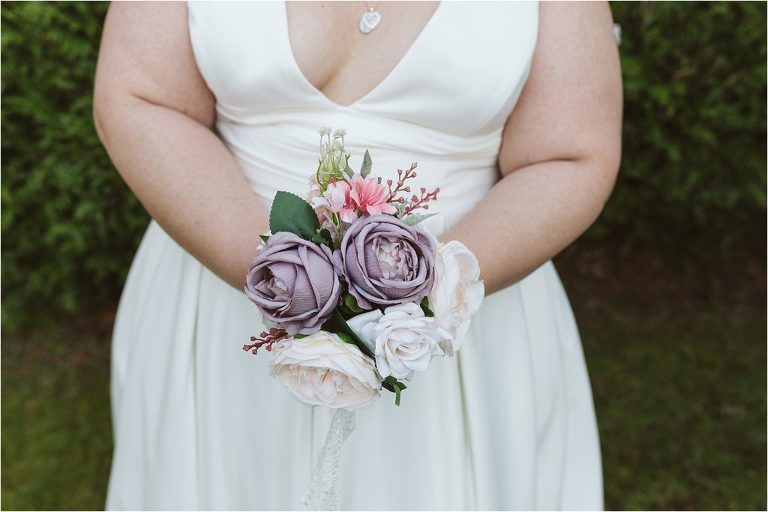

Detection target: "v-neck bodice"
[187, 1, 538, 229]
[282, 1, 445, 109]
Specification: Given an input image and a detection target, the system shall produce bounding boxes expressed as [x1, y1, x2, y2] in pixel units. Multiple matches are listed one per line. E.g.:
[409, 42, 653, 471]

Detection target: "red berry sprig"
[404, 187, 440, 215]
[387, 162, 418, 203]
[243, 327, 288, 355]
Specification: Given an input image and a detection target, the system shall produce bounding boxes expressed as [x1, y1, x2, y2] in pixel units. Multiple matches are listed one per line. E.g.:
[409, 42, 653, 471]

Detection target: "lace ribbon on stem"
[302, 408, 356, 510]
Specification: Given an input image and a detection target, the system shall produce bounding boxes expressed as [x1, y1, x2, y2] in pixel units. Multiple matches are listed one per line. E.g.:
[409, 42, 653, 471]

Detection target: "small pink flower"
[348, 175, 397, 217]
[326, 180, 357, 223]
[308, 181, 330, 224]
[312, 174, 397, 226]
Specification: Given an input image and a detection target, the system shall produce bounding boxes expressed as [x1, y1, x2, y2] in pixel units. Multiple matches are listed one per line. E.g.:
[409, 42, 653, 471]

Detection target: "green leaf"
[344, 154, 354, 178]
[269, 191, 321, 240]
[324, 310, 376, 359]
[342, 292, 364, 314]
[260, 234, 270, 244]
[403, 213, 437, 226]
[420, 297, 435, 317]
[381, 376, 407, 406]
[360, 149, 373, 178]
[310, 228, 333, 247]
[294, 334, 308, 339]
[336, 332, 356, 345]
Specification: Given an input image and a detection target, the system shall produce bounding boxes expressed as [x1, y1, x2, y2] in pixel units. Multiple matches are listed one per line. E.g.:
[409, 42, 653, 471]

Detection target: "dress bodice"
[187, 1, 538, 229]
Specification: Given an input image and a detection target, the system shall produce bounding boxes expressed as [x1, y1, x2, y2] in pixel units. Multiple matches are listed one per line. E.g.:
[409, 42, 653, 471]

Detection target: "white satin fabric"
[106, 1, 603, 509]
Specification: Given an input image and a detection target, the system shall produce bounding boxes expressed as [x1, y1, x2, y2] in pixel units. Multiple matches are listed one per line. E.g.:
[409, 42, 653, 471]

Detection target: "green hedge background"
[1, 2, 766, 510]
[606, 2, 766, 259]
[1, 2, 765, 329]
[1, 2, 147, 331]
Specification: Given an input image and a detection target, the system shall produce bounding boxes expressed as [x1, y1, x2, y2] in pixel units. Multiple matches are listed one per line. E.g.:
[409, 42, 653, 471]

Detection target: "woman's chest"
[285, 1, 441, 108]
[188, 1, 539, 136]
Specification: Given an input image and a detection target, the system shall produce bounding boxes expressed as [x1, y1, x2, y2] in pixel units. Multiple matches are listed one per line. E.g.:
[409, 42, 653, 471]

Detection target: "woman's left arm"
[440, 1, 623, 295]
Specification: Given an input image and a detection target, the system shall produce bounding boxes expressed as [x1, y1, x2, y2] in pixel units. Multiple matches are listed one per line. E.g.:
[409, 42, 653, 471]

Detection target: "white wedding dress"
[106, 1, 603, 509]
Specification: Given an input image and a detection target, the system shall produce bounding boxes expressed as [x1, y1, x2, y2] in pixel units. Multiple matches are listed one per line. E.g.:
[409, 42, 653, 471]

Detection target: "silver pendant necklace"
[359, 2, 382, 34]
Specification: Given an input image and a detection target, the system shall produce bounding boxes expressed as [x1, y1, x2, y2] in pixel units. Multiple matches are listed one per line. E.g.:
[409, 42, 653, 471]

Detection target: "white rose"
[429, 240, 484, 356]
[347, 303, 448, 381]
[270, 331, 381, 410]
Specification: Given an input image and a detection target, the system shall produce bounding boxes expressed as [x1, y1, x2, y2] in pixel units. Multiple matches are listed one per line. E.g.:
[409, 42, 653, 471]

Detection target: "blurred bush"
[1, 2, 149, 331]
[600, 3, 766, 257]
[1, 2, 765, 330]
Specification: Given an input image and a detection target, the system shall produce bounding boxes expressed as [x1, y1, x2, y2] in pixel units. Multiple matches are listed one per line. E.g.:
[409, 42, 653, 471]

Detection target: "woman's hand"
[93, 2, 268, 291]
[440, 2, 623, 295]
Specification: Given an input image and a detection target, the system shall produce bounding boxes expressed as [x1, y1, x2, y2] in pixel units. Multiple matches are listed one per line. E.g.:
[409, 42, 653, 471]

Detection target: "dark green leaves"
[310, 228, 334, 248]
[381, 376, 408, 406]
[341, 292, 364, 315]
[420, 297, 434, 318]
[336, 332, 356, 345]
[323, 310, 375, 360]
[269, 191, 321, 241]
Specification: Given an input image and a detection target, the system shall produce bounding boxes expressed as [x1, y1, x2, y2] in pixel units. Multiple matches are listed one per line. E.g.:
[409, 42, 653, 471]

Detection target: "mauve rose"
[334, 215, 436, 308]
[245, 232, 341, 336]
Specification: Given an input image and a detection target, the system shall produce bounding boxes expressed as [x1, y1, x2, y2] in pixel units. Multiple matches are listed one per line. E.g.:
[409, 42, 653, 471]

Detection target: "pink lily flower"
[347, 174, 397, 217]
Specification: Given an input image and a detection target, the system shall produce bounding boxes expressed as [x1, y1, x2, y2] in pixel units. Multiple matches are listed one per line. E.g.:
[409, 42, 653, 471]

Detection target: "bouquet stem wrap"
[303, 408, 356, 510]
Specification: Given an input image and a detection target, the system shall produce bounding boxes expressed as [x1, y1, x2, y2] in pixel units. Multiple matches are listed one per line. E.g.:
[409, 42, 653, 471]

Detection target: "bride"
[93, 1, 621, 509]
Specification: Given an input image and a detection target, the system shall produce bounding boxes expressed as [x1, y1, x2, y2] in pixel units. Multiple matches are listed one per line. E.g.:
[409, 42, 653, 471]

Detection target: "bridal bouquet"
[243, 128, 484, 410]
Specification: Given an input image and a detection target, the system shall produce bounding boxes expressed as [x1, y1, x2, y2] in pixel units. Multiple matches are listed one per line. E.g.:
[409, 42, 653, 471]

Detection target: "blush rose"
[270, 331, 381, 410]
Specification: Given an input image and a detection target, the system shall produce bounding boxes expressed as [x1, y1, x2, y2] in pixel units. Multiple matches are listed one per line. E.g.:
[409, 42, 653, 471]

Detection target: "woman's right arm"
[93, 2, 268, 291]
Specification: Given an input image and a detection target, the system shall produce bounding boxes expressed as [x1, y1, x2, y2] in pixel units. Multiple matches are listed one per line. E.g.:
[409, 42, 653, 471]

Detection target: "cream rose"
[347, 303, 448, 381]
[429, 240, 484, 356]
[270, 331, 381, 410]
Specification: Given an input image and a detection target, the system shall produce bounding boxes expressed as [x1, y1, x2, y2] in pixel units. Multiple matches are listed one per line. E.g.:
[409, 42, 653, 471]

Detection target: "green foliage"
[335, 331, 357, 345]
[341, 292, 365, 314]
[360, 149, 372, 178]
[325, 310, 375, 359]
[381, 375, 407, 407]
[402, 212, 437, 225]
[1, 2, 149, 330]
[596, 3, 766, 258]
[309, 228, 334, 248]
[268, 191, 321, 240]
[419, 296, 434, 317]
